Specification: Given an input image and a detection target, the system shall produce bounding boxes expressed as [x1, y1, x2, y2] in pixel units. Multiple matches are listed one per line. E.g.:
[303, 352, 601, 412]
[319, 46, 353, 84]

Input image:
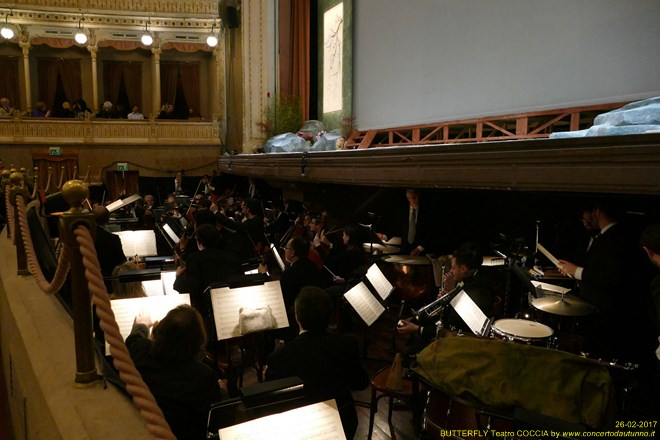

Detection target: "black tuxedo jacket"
[266, 331, 369, 440]
[392, 204, 435, 254]
[94, 226, 126, 292]
[279, 258, 324, 307]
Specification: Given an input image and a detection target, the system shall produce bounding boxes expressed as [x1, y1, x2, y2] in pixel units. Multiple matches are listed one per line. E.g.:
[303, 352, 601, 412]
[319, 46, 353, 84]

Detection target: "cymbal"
[531, 295, 595, 316]
[362, 243, 400, 255]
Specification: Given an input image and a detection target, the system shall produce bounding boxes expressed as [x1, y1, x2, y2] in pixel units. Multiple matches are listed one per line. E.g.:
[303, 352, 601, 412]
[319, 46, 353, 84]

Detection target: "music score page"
[218, 399, 346, 440]
[344, 282, 385, 326]
[366, 264, 394, 300]
[210, 281, 289, 341]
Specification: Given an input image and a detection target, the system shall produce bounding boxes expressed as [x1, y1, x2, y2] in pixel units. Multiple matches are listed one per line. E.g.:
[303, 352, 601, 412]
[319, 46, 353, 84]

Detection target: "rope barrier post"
[2, 169, 11, 239]
[59, 180, 100, 385]
[9, 172, 31, 276]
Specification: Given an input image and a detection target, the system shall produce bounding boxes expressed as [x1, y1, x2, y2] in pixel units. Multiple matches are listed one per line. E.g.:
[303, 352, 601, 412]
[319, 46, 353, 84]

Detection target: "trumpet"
[412, 283, 464, 321]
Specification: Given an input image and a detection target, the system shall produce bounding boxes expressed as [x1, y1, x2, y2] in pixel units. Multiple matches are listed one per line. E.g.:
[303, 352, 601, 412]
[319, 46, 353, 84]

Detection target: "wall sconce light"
[141, 21, 153, 46]
[206, 21, 219, 47]
[74, 16, 87, 44]
[1, 10, 14, 40]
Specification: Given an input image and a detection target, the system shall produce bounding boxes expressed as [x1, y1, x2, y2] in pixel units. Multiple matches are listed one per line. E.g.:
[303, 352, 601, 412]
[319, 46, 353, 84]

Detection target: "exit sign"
[49, 147, 61, 156]
[117, 163, 128, 171]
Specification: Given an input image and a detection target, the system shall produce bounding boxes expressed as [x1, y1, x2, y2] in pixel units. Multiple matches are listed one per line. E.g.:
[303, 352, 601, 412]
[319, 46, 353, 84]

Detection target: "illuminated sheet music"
[210, 281, 289, 341]
[365, 264, 393, 300]
[450, 290, 489, 336]
[344, 282, 385, 326]
[161, 271, 179, 295]
[113, 230, 158, 257]
[141, 279, 165, 296]
[106, 294, 190, 355]
[218, 399, 346, 440]
[531, 280, 571, 295]
[106, 194, 141, 213]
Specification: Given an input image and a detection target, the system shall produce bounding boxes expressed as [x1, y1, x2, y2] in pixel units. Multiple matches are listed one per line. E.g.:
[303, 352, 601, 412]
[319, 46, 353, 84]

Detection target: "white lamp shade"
[74, 30, 87, 44]
[206, 34, 218, 47]
[141, 32, 153, 46]
[0, 26, 14, 39]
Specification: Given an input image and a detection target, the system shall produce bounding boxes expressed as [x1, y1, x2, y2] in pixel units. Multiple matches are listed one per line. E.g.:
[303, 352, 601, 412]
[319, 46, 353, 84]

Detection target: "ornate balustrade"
[0, 118, 221, 145]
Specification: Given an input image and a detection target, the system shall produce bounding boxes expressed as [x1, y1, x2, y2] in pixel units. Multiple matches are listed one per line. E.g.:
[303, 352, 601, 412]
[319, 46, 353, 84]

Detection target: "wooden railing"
[0, 118, 221, 146]
[345, 102, 626, 149]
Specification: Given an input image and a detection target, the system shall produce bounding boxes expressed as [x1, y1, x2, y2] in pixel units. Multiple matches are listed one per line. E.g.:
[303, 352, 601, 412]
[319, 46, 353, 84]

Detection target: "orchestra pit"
[1, 1, 660, 439]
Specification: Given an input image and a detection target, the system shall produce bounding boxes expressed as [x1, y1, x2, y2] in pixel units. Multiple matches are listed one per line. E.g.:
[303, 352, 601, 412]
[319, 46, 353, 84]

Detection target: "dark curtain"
[160, 63, 179, 108]
[103, 61, 142, 109]
[0, 56, 20, 109]
[178, 63, 200, 116]
[278, 0, 310, 120]
[32, 154, 78, 194]
[105, 170, 139, 200]
[37, 58, 82, 110]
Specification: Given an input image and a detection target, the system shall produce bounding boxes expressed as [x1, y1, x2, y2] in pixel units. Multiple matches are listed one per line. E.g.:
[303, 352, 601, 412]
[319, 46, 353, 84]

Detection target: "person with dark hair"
[92, 206, 127, 292]
[126, 305, 223, 440]
[173, 223, 243, 332]
[214, 196, 266, 260]
[279, 236, 324, 308]
[397, 242, 493, 350]
[641, 221, 660, 361]
[380, 189, 435, 256]
[265, 286, 369, 440]
[558, 202, 650, 361]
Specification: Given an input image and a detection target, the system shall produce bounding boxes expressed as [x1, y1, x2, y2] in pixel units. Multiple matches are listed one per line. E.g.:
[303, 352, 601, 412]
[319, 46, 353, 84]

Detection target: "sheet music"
[531, 280, 571, 295]
[142, 279, 165, 296]
[482, 256, 506, 266]
[450, 290, 489, 336]
[270, 244, 286, 272]
[365, 264, 393, 300]
[106, 194, 142, 213]
[344, 282, 385, 326]
[162, 223, 180, 244]
[106, 294, 190, 355]
[210, 281, 289, 341]
[218, 400, 345, 440]
[536, 243, 560, 266]
[113, 230, 158, 257]
[161, 271, 179, 295]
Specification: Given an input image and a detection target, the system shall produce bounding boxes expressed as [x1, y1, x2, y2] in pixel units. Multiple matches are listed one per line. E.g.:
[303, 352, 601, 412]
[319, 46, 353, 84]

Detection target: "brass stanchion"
[59, 180, 100, 385]
[9, 172, 31, 276]
[2, 169, 11, 239]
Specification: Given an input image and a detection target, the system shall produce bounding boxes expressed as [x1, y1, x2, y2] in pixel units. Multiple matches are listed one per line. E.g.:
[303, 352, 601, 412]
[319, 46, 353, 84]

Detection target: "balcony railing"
[0, 118, 221, 146]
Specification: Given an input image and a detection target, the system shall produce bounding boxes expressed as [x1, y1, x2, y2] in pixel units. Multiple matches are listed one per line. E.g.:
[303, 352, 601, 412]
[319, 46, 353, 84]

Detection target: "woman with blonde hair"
[110, 261, 147, 299]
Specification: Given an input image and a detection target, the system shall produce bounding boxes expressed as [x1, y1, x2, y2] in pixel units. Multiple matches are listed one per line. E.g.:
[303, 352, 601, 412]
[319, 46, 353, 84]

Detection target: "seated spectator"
[0, 97, 14, 117]
[72, 99, 91, 118]
[157, 103, 174, 119]
[32, 101, 50, 117]
[56, 101, 74, 118]
[127, 105, 145, 120]
[115, 103, 128, 119]
[265, 286, 369, 440]
[110, 261, 147, 299]
[126, 305, 223, 440]
[97, 101, 115, 119]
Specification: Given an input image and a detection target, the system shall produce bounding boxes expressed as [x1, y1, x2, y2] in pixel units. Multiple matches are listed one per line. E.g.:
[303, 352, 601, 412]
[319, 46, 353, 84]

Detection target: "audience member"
[97, 101, 115, 119]
[128, 105, 145, 120]
[0, 97, 14, 117]
[266, 286, 369, 440]
[157, 103, 174, 119]
[32, 101, 50, 117]
[72, 99, 91, 118]
[126, 305, 223, 440]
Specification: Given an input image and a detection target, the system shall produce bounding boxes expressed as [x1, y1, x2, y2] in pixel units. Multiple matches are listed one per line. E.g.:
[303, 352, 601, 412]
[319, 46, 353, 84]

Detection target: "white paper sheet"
[344, 282, 385, 326]
[218, 400, 346, 440]
[450, 290, 489, 336]
[365, 264, 393, 300]
[531, 280, 571, 295]
[113, 230, 158, 257]
[210, 281, 289, 341]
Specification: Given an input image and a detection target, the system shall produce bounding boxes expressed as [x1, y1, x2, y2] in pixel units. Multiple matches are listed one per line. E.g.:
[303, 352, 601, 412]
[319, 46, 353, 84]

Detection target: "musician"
[173, 224, 243, 327]
[174, 171, 183, 195]
[640, 221, 660, 360]
[558, 202, 650, 360]
[326, 224, 368, 285]
[397, 242, 493, 352]
[280, 236, 324, 308]
[265, 286, 369, 440]
[214, 197, 266, 260]
[126, 305, 224, 440]
[93, 206, 127, 293]
[381, 189, 434, 256]
[265, 199, 290, 244]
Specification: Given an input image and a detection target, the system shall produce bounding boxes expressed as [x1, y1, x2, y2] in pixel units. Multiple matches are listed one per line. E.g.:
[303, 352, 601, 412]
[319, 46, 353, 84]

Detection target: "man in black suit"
[265, 286, 369, 440]
[381, 189, 435, 256]
[93, 206, 126, 292]
[640, 221, 660, 361]
[173, 223, 243, 333]
[559, 202, 650, 360]
[279, 236, 324, 308]
[214, 197, 266, 260]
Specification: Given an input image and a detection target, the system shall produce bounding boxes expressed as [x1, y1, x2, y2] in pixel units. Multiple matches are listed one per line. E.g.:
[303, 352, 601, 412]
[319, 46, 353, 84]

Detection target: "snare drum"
[491, 319, 554, 346]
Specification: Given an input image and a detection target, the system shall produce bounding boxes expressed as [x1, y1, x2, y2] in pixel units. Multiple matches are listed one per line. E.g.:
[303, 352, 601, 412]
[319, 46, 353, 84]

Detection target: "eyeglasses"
[281, 246, 294, 251]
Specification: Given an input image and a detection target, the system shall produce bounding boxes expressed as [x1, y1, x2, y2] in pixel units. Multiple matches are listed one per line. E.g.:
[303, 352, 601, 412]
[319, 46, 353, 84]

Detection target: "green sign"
[49, 147, 61, 156]
[117, 163, 128, 171]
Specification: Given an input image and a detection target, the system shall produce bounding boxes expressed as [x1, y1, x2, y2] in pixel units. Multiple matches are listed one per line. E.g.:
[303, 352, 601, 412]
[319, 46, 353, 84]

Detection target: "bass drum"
[379, 255, 434, 302]
[491, 319, 554, 347]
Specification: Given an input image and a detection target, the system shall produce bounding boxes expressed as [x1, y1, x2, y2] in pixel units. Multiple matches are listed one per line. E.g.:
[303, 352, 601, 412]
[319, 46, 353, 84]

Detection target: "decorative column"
[212, 41, 226, 136]
[151, 46, 162, 117]
[87, 45, 99, 113]
[19, 39, 32, 113]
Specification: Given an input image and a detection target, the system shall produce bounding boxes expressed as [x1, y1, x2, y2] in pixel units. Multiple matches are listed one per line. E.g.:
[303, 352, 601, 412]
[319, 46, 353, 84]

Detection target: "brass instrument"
[412, 283, 463, 322]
